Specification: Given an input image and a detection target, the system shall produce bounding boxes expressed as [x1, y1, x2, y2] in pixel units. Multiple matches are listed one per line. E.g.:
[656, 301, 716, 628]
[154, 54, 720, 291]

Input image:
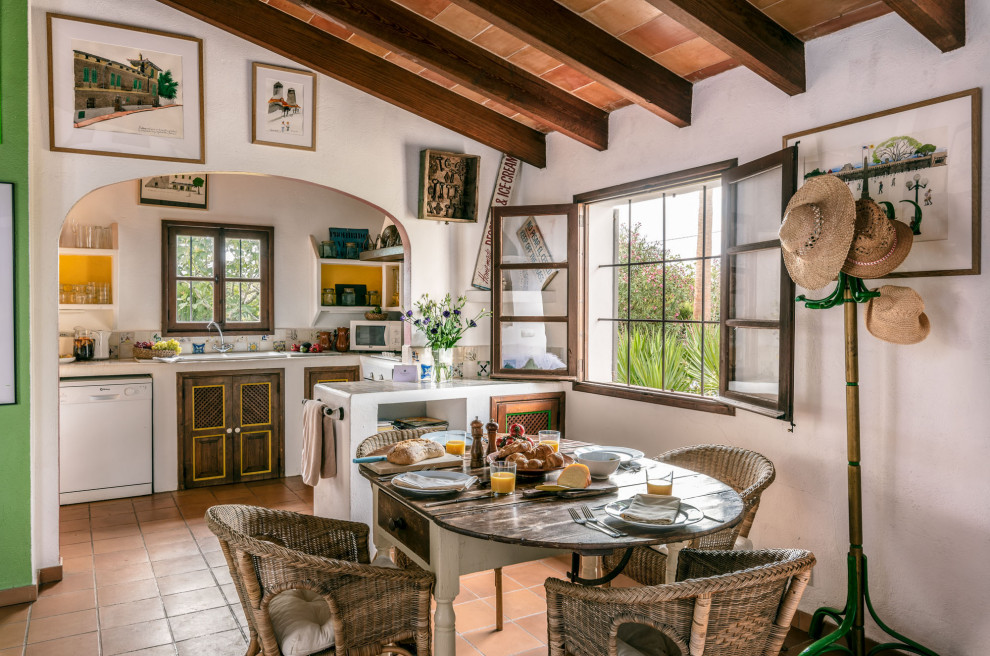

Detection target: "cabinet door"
[180, 374, 233, 488]
[491, 392, 565, 435]
[303, 365, 360, 399]
[233, 371, 283, 483]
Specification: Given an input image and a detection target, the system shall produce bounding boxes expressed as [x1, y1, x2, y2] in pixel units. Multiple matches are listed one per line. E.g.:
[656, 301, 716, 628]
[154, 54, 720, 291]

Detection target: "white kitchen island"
[312, 378, 567, 529]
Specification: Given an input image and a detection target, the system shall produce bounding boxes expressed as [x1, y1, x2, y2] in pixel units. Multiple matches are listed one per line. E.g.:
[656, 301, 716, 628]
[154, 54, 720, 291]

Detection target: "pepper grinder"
[485, 419, 499, 458]
[470, 416, 485, 469]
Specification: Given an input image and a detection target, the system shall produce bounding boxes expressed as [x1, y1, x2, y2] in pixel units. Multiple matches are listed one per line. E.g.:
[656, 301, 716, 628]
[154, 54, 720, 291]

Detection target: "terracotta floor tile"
[203, 550, 226, 568]
[89, 500, 134, 517]
[514, 612, 548, 643]
[454, 587, 479, 605]
[141, 519, 188, 535]
[142, 529, 193, 548]
[0, 647, 23, 656]
[60, 505, 91, 521]
[540, 556, 571, 576]
[62, 555, 94, 574]
[59, 529, 91, 545]
[137, 508, 182, 523]
[462, 622, 543, 656]
[210, 566, 232, 587]
[162, 587, 226, 617]
[119, 644, 177, 655]
[39, 572, 94, 597]
[0, 604, 30, 626]
[146, 540, 200, 563]
[99, 597, 166, 630]
[26, 609, 97, 644]
[95, 563, 156, 588]
[449, 599, 498, 633]
[60, 541, 93, 559]
[90, 513, 137, 529]
[59, 518, 91, 533]
[29, 588, 97, 619]
[228, 603, 247, 630]
[152, 555, 208, 578]
[156, 570, 216, 596]
[502, 561, 560, 588]
[514, 648, 549, 656]
[93, 535, 146, 555]
[195, 535, 221, 553]
[493, 589, 546, 621]
[91, 524, 142, 542]
[168, 606, 236, 642]
[0, 621, 26, 649]
[219, 584, 239, 606]
[94, 548, 150, 571]
[188, 524, 214, 539]
[100, 618, 171, 656]
[24, 631, 99, 656]
[460, 571, 522, 599]
[456, 634, 483, 655]
[97, 579, 160, 607]
[175, 629, 245, 656]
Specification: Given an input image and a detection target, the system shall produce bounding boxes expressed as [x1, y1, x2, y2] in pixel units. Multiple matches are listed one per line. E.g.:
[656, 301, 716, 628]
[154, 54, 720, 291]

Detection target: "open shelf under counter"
[58, 247, 117, 257]
[58, 304, 116, 311]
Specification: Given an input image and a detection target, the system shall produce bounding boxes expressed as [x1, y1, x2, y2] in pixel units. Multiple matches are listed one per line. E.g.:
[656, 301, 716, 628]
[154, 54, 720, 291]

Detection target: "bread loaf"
[386, 438, 445, 465]
[557, 463, 591, 488]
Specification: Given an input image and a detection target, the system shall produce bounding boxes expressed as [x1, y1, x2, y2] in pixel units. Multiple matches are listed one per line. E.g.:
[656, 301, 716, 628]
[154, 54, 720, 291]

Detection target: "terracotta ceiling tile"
[450, 84, 491, 105]
[307, 13, 353, 41]
[471, 26, 528, 58]
[433, 4, 492, 40]
[391, 0, 452, 20]
[507, 47, 563, 76]
[541, 64, 596, 92]
[760, 0, 880, 34]
[794, 2, 891, 41]
[419, 68, 459, 88]
[346, 33, 392, 58]
[265, 0, 314, 22]
[572, 81, 628, 110]
[555, 0, 608, 12]
[482, 99, 518, 118]
[652, 37, 732, 77]
[384, 52, 427, 75]
[684, 58, 741, 82]
[583, 0, 662, 36]
[621, 14, 697, 55]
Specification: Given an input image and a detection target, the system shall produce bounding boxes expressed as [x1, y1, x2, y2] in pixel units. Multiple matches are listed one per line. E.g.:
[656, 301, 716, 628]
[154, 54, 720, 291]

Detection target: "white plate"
[573, 445, 645, 463]
[59, 356, 76, 364]
[604, 499, 703, 529]
[425, 430, 473, 447]
[390, 470, 477, 497]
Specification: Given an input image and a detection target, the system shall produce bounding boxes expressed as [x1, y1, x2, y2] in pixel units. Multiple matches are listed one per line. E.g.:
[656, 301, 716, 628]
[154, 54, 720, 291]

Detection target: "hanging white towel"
[301, 400, 326, 486]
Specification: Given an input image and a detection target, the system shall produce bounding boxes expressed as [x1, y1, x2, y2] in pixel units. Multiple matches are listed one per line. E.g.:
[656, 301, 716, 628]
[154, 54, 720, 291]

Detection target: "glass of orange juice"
[444, 430, 467, 456]
[538, 430, 560, 453]
[490, 461, 517, 495]
[646, 469, 674, 495]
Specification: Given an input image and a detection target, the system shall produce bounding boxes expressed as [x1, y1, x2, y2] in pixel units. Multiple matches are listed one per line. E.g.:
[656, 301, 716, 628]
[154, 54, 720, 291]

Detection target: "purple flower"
[430, 327, 438, 334]
[414, 319, 421, 325]
[469, 320, 477, 328]
[443, 310, 450, 318]
[406, 310, 413, 317]
[423, 317, 430, 324]
[454, 309, 461, 316]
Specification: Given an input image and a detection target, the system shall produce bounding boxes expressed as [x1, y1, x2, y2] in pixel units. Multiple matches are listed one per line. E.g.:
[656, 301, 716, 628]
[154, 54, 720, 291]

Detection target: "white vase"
[432, 348, 453, 383]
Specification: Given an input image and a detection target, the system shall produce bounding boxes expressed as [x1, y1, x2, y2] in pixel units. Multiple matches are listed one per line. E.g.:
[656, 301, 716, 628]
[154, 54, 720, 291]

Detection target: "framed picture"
[252, 63, 317, 151]
[784, 89, 981, 278]
[139, 174, 208, 209]
[1, 183, 15, 405]
[47, 13, 204, 163]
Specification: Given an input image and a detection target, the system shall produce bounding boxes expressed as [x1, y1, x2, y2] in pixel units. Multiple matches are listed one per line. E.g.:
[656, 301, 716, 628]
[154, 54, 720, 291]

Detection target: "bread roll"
[545, 452, 565, 468]
[495, 440, 532, 460]
[522, 458, 544, 470]
[387, 438, 445, 465]
[532, 444, 554, 459]
[506, 453, 528, 465]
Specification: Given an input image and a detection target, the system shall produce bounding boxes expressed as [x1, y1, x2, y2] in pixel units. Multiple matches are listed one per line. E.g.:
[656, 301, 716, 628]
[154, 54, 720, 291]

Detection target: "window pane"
[501, 270, 567, 316]
[176, 236, 192, 276]
[663, 263, 696, 321]
[627, 195, 662, 263]
[682, 323, 720, 397]
[226, 282, 261, 323]
[731, 250, 781, 320]
[499, 214, 568, 264]
[663, 187, 701, 261]
[733, 165, 782, 245]
[625, 264, 663, 320]
[177, 236, 214, 278]
[225, 238, 262, 279]
[499, 321, 567, 371]
[728, 327, 779, 402]
[177, 281, 213, 322]
[706, 258, 721, 323]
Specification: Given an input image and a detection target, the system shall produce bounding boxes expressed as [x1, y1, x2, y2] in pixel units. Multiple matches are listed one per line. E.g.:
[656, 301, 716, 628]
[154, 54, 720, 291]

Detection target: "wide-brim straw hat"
[865, 285, 930, 344]
[841, 199, 913, 279]
[779, 175, 856, 290]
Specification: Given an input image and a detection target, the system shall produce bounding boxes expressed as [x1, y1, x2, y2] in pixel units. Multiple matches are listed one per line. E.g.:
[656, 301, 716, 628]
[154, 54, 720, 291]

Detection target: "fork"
[581, 505, 626, 537]
[568, 507, 622, 538]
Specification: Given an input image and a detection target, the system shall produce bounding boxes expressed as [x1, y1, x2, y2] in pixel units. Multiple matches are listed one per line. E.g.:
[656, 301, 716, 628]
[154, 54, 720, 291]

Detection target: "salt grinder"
[485, 419, 499, 458]
[470, 416, 485, 468]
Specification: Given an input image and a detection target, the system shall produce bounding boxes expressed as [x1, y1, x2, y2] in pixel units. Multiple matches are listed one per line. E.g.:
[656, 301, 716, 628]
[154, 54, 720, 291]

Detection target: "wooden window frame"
[162, 219, 274, 336]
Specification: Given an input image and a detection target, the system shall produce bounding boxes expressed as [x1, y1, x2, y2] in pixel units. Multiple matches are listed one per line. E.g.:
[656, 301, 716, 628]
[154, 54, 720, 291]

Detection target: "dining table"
[361, 439, 744, 656]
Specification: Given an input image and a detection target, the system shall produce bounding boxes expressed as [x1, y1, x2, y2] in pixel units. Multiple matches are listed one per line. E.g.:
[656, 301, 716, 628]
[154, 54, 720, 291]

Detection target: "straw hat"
[779, 175, 856, 290]
[841, 199, 913, 278]
[865, 285, 930, 344]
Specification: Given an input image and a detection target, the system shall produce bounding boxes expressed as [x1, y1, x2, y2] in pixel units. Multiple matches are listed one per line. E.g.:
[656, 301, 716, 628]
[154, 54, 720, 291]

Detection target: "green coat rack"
[796, 272, 938, 656]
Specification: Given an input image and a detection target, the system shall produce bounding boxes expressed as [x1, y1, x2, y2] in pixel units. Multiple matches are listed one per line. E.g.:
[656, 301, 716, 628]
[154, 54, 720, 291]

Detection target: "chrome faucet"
[207, 321, 235, 353]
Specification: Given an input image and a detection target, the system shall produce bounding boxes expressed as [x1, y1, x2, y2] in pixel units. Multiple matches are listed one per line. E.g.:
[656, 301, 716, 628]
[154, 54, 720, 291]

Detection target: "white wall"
[515, 11, 990, 656]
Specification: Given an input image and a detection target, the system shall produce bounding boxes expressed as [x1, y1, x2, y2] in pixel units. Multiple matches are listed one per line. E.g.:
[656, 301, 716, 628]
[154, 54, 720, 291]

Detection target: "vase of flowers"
[402, 294, 491, 383]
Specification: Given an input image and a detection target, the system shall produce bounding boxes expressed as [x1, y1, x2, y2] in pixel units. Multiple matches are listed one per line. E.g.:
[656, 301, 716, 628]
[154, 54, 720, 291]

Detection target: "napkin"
[619, 494, 681, 525]
[392, 473, 478, 491]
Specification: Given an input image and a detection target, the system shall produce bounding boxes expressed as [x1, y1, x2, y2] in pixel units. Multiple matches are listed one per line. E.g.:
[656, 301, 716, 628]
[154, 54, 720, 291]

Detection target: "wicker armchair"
[604, 445, 776, 586]
[207, 505, 434, 656]
[546, 549, 815, 656]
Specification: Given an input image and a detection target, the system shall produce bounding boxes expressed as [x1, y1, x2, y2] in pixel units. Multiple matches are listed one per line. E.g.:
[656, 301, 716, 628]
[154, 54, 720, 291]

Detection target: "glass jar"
[320, 241, 336, 258]
[345, 242, 360, 259]
[367, 290, 380, 307]
[322, 288, 335, 306]
[340, 287, 357, 306]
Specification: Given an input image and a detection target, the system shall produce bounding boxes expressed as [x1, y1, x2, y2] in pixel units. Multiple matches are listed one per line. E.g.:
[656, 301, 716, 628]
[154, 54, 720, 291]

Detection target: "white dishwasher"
[59, 376, 153, 505]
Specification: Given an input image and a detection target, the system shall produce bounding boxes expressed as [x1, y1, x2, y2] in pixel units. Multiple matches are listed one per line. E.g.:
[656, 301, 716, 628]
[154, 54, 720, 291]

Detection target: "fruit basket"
[133, 340, 180, 360]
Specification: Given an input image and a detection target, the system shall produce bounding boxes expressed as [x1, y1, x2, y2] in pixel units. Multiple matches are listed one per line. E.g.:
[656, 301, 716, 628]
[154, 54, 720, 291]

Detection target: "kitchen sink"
[158, 351, 335, 363]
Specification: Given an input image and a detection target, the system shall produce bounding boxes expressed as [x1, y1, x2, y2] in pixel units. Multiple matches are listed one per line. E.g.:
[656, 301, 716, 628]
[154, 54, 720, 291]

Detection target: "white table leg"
[666, 540, 686, 583]
[432, 535, 461, 656]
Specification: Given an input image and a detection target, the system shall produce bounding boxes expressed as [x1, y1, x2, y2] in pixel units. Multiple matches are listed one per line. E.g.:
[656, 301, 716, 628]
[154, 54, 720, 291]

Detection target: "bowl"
[576, 451, 622, 479]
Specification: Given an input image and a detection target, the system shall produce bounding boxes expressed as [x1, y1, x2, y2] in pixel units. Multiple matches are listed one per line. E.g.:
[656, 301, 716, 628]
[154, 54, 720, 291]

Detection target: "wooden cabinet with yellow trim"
[490, 392, 565, 435]
[178, 369, 284, 488]
[303, 365, 360, 400]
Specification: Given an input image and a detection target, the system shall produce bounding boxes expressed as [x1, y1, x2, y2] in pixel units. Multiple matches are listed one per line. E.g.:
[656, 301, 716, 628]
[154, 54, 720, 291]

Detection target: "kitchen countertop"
[59, 352, 358, 375]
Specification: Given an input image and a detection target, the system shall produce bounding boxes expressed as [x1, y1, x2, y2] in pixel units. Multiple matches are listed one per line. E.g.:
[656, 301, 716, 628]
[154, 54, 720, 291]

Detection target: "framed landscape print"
[784, 89, 981, 277]
[252, 63, 317, 151]
[47, 13, 205, 163]
[1, 183, 15, 405]
[139, 174, 208, 209]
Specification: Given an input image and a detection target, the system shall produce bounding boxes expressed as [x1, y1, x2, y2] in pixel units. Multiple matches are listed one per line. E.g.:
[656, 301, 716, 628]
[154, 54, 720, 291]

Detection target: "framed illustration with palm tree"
[46, 13, 205, 163]
[139, 175, 208, 210]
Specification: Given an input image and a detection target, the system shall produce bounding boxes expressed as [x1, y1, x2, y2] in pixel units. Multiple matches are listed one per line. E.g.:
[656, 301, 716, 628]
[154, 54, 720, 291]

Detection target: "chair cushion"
[615, 623, 682, 656]
[269, 589, 334, 656]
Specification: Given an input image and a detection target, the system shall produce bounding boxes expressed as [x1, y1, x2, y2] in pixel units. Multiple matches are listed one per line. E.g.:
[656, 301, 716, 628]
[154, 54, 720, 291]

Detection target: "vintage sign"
[472, 154, 520, 290]
[516, 216, 557, 291]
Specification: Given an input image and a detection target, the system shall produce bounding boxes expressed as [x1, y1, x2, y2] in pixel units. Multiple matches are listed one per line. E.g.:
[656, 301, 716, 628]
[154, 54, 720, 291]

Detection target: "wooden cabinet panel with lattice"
[490, 392, 565, 435]
[303, 365, 361, 400]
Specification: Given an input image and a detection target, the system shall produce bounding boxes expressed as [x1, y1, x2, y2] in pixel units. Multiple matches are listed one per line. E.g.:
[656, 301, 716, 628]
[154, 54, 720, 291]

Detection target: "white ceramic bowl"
[576, 451, 622, 479]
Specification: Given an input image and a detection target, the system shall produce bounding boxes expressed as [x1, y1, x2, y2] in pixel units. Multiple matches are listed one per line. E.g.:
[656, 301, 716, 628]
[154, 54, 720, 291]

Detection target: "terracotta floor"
[1, 476, 818, 656]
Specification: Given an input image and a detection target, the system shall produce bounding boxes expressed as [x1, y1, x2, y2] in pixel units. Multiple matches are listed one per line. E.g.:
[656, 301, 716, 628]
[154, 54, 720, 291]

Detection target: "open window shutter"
[718, 147, 798, 420]
[491, 204, 580, 380]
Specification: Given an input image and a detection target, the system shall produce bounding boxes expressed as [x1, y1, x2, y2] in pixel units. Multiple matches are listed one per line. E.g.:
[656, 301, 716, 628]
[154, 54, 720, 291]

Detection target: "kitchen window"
[161, 220, 274, 336]
[491, 147, 798, 421]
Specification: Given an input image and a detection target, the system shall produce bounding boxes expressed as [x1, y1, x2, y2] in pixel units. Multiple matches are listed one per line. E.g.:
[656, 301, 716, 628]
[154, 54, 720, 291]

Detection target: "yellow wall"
[59, 254, 112, 286]
[320, 264, 382, 300]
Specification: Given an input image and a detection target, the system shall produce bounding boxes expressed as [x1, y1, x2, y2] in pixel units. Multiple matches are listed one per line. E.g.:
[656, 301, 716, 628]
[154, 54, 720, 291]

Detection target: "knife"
[353, 455, 387, 463]
[423, 493, 493, 507]
[522, 484, 618, 499]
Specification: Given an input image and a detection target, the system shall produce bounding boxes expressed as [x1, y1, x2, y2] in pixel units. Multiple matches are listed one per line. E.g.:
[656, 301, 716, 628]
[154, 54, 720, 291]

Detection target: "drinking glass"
[490, 461, 516, 495]
[538, 430, 560, 452]
[76, 225, 93, 249]
[646, 468, 674, 495]
[444, 430, 468, 456]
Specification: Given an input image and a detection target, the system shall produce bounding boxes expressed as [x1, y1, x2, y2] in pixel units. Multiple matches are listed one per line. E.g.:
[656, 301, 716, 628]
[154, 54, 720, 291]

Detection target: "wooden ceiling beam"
[154, 0, 547, 167]
[446, 0, 692, 127]
[292, 0, 609, 150]
[884, 0, 965, 52]
[641, 0, 806, 96]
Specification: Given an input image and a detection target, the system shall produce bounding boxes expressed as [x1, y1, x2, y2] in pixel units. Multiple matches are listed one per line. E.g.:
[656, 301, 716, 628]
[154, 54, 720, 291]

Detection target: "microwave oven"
[349, 320, 403, 351]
